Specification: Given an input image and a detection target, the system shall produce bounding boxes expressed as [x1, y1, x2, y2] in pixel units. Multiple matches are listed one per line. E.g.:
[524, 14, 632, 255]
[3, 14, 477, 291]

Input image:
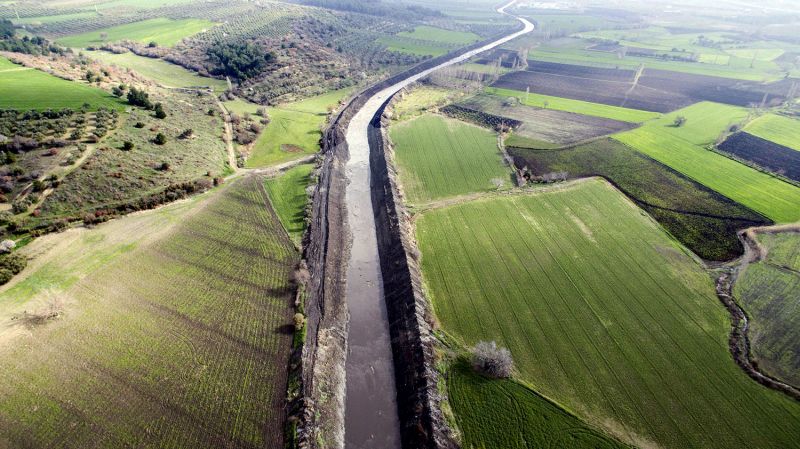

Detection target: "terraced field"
[264, 163, 314, 245]
[415, 179, 800, 449]
[56, 18, 215, 48]
[86, 50, 228, 91]
[745, 114, 800, 151]
[614, 102, 800, 223]
[0, 56, 124, 111]
[0, 175, 297, 448]
[735, 231, 800, 387]
[448, 361, 628, 449]
[390, 114, 510, 203]
[486, 86, 660, 123]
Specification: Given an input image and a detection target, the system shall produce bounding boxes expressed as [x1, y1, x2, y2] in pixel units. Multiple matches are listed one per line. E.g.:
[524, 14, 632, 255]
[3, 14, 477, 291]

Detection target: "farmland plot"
[389, 114, 510, 203]
[416, 179, 800, 449]
[457, 94, 638, 145]
[0, 56, 124, 111]
[56, 18, 215, 48]
[0, 175, 297, 448]
[85, 50, 228, 91]
[243, 88, 351, 168]
[448, 361, 628, 449]
[264, 163, 314, 245]
[378, 25, 480, 57]
[483, 87, 659, 123]
[718, 132, 800, 182]
[614, 102, 800, 223]
[735, 232, 800, 387]
[492, 60, 791, 112]
[745, 114, 800, 151]
[508, 139, 769, 261]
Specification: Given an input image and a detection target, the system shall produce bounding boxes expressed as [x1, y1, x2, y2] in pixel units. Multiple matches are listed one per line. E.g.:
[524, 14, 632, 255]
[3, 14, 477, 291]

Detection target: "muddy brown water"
[342, 2, 534, 447]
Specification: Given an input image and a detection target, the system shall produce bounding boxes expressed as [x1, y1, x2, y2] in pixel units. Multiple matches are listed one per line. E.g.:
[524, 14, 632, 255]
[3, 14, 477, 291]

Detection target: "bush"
[472, 341, 514, 378]
[0, 252, 27, 275]
[154, 103, 167, 119]
[122, 141, 134, 151]
[154, 133, 167, 145]
[127, 87, 153, 109]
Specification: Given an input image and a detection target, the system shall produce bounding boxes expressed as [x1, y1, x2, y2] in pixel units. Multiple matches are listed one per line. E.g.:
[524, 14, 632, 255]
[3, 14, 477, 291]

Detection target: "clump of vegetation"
[206, 41, 276, 80]
[127, 87, 153, 109]
[0, 19, 65, 56]
[472, 341, 514, 378]
[0, 251, 26, 285]
[154, 133, 167, 145]
[673, 115, 687, 127]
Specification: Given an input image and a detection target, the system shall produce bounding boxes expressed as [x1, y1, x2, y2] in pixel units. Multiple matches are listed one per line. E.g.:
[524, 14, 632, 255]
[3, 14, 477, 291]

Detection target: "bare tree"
[490, 178, 505, 190]
[472, 341, 514, 378]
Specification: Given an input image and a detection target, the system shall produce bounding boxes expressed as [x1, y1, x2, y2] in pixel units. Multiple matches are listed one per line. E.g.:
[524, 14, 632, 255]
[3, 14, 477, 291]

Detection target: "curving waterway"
[342, 3, 534, 447]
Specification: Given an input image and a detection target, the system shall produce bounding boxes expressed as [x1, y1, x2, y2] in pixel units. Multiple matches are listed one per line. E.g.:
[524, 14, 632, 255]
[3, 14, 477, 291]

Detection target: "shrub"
[122, 141, 134, 151]
[154, 133, 167, 145]
[673, 115, 687, 127]
[154, 103, 167, 119]
[134, 122, 145, 128]
[472, 341, 514, 378]
[127, 87, 153, 109]
[179, 129, 194, 139]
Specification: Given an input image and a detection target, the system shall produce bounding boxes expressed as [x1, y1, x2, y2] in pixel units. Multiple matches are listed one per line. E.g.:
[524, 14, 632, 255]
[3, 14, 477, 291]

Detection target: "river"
[342, 2, 534, 447]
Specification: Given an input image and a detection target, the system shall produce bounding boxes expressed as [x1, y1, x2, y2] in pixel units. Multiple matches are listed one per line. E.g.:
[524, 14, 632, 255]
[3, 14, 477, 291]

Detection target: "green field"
[11, 11, 99, 25]
[0, 56, 124, 111]
[508, 138, 769, 261]
[397, 25, 480, 45]
[57, 18, 215, 48]
[416, 179, 800, 449]
[390, 114, 510, 203]
[0, 175, 296, 447]
[486, 86, 661, 123]
[242, 88, 351, 168]
[265, 163, 314, 245]
[393, 85, 463, 121]
[378, 25, 480, 57]
[614, 102, 800, 222]
[448, 360, 628, 449]
[744, 114, 800, 151]
[86, 50, 228, 91]
[735, 231, 800, 387]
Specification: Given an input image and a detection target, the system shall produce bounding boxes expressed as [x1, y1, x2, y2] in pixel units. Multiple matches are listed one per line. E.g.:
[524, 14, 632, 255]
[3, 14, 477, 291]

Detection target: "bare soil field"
[492, 61, 792, 112]
[458, 94, 636, 144]
[718, 132, 800, 183]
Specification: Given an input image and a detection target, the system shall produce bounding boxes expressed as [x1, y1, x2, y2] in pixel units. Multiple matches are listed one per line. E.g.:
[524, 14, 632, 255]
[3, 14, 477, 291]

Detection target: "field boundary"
[716, 224, 800, 401]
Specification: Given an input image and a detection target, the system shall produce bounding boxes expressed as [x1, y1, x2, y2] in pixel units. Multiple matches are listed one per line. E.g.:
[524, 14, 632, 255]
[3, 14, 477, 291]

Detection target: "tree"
[472, 341, 513, 378]
[148, 41, 158, 48]
[673, 115, 687, 127]
[111, 86, 124, 97]
[0, 19, 14, 39]
[154, 133, 167, 145]
[122, 141, 134, 151]
[127, 87, 153, 109]
[178, 129, 194, 139]
[153, 103, 167, 119]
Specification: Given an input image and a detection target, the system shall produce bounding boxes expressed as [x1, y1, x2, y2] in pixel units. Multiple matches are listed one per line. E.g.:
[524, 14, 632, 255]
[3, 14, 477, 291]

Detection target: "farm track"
[715, 224, 800, 400]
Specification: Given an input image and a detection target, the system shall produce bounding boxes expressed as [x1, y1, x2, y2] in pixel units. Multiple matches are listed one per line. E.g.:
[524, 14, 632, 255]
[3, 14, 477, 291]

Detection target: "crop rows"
[614, 102, 800, 223]
[717, 132, 800, 183]
[0, 175, 297, 447]
[389, 114, 510, 203]
[508, 138, 769, 260]
[735, 233, 800, 388]
[458, 94, 637, 144]
[415, 179, 800, 449]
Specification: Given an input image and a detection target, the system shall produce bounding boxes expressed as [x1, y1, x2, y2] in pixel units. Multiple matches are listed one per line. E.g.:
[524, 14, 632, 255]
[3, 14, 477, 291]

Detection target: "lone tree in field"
[673, 115, 687, 127]
[472, 341, 514, 378]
